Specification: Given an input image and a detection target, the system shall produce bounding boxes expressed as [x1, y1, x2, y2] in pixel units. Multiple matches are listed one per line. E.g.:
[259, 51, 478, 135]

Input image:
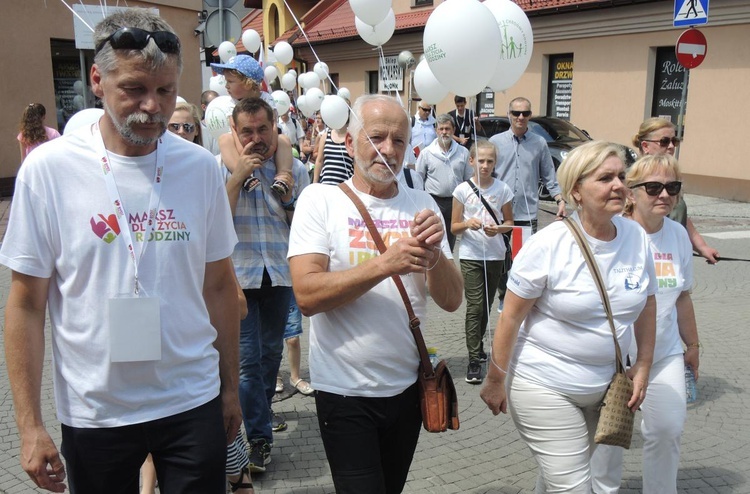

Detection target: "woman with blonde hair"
[632, 117, 718, 264]
[17, 103, 60, 162]
[481, 141, 656, 492]
[167, 102, 203, 146]
[592, 153, 700, 493]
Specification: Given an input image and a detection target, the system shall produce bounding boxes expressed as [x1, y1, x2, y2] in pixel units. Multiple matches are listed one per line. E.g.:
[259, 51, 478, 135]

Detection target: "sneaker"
[271, 409, 287, 432]
[247, 439, 271, 473]
[243, 176, 261, 192]
[465, 361, 483, 384]
[271, 179, 290, 196]
[497, 299, 504, 314]
[275, 375, 284, 393]
[479, 350, 488, 363]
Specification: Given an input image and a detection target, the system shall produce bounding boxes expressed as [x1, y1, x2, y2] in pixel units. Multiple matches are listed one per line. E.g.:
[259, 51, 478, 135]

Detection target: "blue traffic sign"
[674, 0, 709, 27]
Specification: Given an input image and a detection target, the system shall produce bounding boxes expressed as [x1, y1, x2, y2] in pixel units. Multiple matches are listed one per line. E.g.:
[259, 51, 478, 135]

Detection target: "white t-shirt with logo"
[507, 212, 657, 394]
[0, 127, 237, 428]
[452, 178, 514, 261]
[287, 180, 452, 397]
[629, 217, 693, 363]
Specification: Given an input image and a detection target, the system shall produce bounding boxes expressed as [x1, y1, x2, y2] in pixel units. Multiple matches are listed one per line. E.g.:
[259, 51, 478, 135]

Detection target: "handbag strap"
[466, 180, 500, 225]
[563, 217, 626, 374]
[338, 183, 436, 377]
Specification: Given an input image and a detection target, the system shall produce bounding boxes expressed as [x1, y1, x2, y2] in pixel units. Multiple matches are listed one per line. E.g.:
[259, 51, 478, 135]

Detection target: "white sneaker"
[497, 300, 504, 314]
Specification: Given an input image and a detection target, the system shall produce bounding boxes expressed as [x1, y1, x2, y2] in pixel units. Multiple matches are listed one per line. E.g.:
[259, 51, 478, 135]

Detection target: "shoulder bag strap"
[338, 183, 435, 377]
[465, 180, 500, 225]
[563, 217, 626, 374]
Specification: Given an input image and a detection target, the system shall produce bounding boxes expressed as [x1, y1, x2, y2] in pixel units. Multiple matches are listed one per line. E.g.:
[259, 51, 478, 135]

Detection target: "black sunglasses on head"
[95, 27, 180, 55]
[510, 110, 531, 117]
[631, 181, 682, 196]
[643, 136, 680, 148]
[168, 123, 195, 133]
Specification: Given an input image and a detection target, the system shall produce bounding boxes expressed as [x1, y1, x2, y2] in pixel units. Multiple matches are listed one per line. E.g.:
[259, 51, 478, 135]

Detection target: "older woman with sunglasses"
[481, 141, 656, 492]
[167, 102, 202, 146]
[592, 153, 700, 493]
[632, 118, 719, 264]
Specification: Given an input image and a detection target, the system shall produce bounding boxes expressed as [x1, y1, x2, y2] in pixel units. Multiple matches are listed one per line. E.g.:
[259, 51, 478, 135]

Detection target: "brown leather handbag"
[339, 183, 459, 432]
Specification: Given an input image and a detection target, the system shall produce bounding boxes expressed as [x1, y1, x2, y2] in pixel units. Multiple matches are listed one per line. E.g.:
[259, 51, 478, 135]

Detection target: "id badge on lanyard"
[94, 125, 166, 362]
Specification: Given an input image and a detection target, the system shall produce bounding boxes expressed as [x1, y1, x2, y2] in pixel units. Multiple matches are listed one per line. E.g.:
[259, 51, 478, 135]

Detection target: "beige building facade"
[272, 0, 750, 201]
[0, 0, 205, 194]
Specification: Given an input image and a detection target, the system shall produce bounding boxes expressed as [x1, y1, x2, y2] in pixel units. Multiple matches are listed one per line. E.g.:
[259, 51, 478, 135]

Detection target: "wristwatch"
[555, 197, 566, 205]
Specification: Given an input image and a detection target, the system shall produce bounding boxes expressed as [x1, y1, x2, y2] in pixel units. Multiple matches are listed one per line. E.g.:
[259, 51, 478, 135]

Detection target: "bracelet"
[685, 342, 701, 350]
[280, 196, 296, 209]
[555, 198, 566, 205]
[490, 355, 507, 374]
[425, 251, 441, 271]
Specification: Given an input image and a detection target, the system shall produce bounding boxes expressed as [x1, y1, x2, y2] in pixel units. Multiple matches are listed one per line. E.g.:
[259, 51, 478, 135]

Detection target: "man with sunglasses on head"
[1, 9, 242, 493]
[489, 97, 567, 310]
[410, 99, 437, 155]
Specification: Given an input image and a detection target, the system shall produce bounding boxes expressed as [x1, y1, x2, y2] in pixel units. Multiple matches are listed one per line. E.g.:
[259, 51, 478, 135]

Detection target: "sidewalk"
[1, 194, 749, 493]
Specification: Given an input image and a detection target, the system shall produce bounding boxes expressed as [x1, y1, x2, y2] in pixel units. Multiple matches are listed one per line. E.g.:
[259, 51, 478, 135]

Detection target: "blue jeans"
[239, 285, 292, 443]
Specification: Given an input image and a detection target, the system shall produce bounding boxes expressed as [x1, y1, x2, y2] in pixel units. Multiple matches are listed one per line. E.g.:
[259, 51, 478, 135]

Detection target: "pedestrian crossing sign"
[674, 0, 709, 27]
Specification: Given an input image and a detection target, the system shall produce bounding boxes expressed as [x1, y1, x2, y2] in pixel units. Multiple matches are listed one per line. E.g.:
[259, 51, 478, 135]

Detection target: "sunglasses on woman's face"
[95, 27, 180, 55]
[630, 181, 682, 196]
[168, 123, 195, 133]
[643, 136, 680, 148]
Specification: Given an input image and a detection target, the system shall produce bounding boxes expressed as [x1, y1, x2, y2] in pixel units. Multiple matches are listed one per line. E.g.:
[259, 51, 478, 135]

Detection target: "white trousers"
[591, 354, 687, 493]
[507, 373, 606, 493]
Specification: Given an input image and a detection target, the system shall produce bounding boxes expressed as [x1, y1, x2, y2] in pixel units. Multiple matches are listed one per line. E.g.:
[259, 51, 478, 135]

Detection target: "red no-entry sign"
[676, 28, 707, 69]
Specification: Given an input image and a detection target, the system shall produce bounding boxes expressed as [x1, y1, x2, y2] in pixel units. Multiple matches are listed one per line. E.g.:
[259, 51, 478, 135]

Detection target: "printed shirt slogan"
[90, 208, 191, 244]
[348, 216, 412, 266]
[654, 251, 677, 289]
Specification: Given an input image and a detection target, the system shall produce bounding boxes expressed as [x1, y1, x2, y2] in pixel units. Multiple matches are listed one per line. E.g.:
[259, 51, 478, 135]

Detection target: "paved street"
[1, 193, 749, 493]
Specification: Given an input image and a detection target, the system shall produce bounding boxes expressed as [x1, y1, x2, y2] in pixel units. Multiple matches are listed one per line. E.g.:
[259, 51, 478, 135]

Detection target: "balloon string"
[59, 0, 95, 32]
[280, 0, 423, 213]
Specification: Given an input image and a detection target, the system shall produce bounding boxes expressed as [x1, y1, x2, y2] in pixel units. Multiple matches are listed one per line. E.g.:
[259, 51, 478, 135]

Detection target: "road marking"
[703, 231, 750, 239]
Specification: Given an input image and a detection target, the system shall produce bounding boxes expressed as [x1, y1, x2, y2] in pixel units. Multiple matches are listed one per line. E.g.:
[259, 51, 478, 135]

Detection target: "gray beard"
[103, 102, 167, 147]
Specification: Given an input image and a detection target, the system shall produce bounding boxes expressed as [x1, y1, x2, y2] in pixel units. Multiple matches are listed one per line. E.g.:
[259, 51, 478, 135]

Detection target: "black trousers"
[430, 194, 456, 251]
[315, 382, 422, 494]
[61, 396, 226, 494]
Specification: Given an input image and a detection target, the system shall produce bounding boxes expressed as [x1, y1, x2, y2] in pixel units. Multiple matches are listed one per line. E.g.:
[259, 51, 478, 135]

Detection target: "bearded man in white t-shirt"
[0, 10, 241, 493]
[288, 94, 464, 493]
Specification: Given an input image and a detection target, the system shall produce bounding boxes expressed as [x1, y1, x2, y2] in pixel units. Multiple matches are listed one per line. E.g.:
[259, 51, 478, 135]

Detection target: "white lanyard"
[93, 125, 166, 295]
[456, 109, 468, 133]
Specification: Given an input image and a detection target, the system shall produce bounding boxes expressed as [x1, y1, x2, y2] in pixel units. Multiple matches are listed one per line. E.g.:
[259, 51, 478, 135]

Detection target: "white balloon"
[218, 41, 237, 63]
[483, 0, 534, 92]
[320, 95, 350, 130]
[296, 94, 310, 118]
[299, 71, 319, 90]
[413, 60, 449, 104]
[288, 69, 297, 78]
[176, 96, 187, 104]
[72, 94, 84, 111]
[73, 80, 84, 95]
[423, 0, 501, 97]
[313, 62, 329, 81]
[349, 0, 391, 27]
[241, 29, 261, 54]
[271, 90, 291, 116]
[305, 87, 325, 113]
[264, 65, 279, 84]
[273, 41, 294, 66]
[64, 108, 104, 135]
[281, 72, 297, 91]
[204, 95, 235, 140]
[355, 10, 395, 47]
[209, 75, 229, 96]
[337, 87, 351, 101]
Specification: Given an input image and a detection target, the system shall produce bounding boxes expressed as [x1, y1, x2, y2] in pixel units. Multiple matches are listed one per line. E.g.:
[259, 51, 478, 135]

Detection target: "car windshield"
[529, 119, 589, 143]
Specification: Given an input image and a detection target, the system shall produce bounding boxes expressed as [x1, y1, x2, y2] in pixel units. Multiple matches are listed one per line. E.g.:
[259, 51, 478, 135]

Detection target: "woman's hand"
[684, 348, 700, 380]
[626, 360, 650, 412]
[480, 377, 508, 415]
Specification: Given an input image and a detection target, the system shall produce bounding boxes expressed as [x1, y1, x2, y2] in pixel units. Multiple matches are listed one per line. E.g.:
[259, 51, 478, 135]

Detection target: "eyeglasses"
[168, 123, 196, 133]
[631, 181, 682, 196]
[643, 136, 680, 148]
[95, 27, 181, 55]
[418, 106, 431, 111]
[510, 110, 532, 117]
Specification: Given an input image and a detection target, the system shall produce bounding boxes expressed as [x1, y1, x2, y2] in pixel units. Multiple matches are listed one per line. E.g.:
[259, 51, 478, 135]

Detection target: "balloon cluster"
[350, 0, 395, 48]
[417, 0, 533, 102]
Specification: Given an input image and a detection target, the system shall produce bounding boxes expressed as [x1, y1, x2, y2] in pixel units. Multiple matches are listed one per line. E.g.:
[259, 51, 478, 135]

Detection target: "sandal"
[290, 378, 314, 396]
[242, 176, 260, 192]
[271, 179, 290, 196]
[229, 466, 254, 493]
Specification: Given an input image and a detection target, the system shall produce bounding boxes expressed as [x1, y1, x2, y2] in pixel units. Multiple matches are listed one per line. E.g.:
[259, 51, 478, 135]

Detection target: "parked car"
[476, 116, 637, 199]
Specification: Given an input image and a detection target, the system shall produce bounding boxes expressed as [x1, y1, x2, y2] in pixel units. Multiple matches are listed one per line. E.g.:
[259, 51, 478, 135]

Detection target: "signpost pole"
[675, 67, 689, 160]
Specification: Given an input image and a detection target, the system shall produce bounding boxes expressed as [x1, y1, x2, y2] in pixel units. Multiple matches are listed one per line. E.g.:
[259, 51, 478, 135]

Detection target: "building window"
[412, 0, 433, 6]
[328, 73, 339, 95]
[367, 71, 379, 94]
[546, 53, 573, 120]
[651, 46, 688, 127]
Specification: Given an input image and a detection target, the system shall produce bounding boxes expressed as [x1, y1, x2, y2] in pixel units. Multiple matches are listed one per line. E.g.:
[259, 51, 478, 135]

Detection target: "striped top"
[319, 128, 354, 185]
